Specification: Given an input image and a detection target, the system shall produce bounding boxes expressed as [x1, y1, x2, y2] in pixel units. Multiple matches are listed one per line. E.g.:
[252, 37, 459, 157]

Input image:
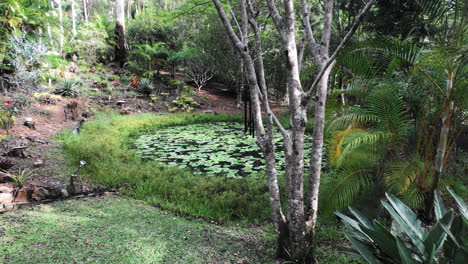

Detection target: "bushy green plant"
[336, 189, 468, 263]
[138, 78, 155, 96]
[54, 78, 81, 97]
[74, 22, 112, 62]
[2, 167, 36, 188]
[170, 95, 199, 112]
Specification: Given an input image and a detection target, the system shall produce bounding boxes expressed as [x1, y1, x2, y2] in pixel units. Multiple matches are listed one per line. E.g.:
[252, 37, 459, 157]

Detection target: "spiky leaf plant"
[337, 189, 467, 263]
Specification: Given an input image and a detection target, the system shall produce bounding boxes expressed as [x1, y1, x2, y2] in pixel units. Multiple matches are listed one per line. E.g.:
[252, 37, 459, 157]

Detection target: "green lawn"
[0, 195, 275, 264]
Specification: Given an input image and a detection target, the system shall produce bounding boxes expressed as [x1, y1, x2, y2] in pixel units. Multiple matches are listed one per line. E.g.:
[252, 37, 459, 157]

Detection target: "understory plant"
[170, 94, 199, 112]
[54, 78, 81, 97]
[2, 167, 36, 188]
[336, 188, 468, 263]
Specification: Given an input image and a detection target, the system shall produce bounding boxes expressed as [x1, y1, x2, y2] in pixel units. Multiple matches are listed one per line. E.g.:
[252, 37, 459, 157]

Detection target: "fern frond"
[336, 131, 391, 167]
[385, 160, 425, 193]
[330, 128, 367, 164]
[320, 168, 373, 215]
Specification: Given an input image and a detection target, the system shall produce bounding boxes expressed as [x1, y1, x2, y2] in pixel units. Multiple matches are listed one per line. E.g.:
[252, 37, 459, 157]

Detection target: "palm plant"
[125, 42, 168, 75]
[322, 81, 413, 214]
[322, 0, 467, 215]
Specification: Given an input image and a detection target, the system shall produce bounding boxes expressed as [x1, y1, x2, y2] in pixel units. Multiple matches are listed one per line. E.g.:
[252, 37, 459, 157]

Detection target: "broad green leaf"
[382, 200, 425, 255]
[360, 221, 399, 259]
[396, 237, 417, 264]
[426, 244, 436, 264]
[447, 187, 468, 220]
[434, 190, 446, 221]
[345, 233, 382, 264]
[349, 207, 374, 229]
[424, 210, 454, 257]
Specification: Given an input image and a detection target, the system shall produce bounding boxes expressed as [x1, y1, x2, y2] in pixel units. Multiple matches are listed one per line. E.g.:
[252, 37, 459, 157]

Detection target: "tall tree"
[71, 0, 77, 36]
[115, 0, 128, 67]
[212, 0, 375, 261]
[82, 0, 88, 22]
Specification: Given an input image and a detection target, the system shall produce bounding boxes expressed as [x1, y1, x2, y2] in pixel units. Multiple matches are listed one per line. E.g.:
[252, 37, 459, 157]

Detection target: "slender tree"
[115, 0, 128, 67]
[212, 0, 375, 261]
[71, 0, 77, 36]
[82, 0, 88, 22]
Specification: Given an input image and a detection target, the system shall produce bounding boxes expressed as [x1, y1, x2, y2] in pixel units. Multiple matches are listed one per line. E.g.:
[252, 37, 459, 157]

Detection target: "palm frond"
[320, 168, 373, 215]
[415, 0, 449, 22]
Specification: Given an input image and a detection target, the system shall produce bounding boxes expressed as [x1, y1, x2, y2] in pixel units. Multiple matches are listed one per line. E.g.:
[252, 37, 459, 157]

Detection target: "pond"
[134, 122, 313, 178]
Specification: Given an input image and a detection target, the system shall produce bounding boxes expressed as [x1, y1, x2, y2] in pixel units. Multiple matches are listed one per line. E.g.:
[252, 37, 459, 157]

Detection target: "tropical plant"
[328, 0, 467, 218]
[2, 167, 36, 188]
[137, 78, 155, 96]
[170, 94, 199, 113]
[321, 81, 413, 214]
[125, 42, 168, 75]
[54, 78, 81, 97]
[336, 189, 467, 263]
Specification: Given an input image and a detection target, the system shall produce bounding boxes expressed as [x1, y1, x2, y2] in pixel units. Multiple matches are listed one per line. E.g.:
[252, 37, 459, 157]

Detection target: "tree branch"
[304, 0, 375, 102]
[266, 0, 285, 39]
[320, 0, 334, 55]
[212, 0, 245, 52]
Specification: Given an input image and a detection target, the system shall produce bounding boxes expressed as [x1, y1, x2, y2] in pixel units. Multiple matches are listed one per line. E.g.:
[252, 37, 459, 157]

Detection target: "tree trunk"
[57, 0, 64, 55]
[425, 72, 454, 220]
[213, 0, 374, 262]
[115, 0, 128, 67]
[306, 64, 332, 231]
[82, 0, 88, 22]
[126, 0, 132, 20]
[71, 0, 77, 36]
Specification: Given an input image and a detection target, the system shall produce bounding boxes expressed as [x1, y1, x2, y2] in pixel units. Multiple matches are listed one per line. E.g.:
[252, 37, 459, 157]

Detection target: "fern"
[320, 168, 373, 215]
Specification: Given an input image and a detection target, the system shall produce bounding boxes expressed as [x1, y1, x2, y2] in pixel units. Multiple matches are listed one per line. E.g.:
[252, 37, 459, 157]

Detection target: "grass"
[0, 195, 275, 263]
[60, 113, 275, 223]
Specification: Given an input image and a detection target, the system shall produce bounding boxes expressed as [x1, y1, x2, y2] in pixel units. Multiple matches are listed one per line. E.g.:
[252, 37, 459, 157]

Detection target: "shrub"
[0, 157, 14, 171]
[33, 93, 61, 104]
[54, 78, 81, 97]
[337, 189, 468, 263]
[137, 78, 155, 96]
[170, 95, 199, 112]
[74, 22, 112, 62]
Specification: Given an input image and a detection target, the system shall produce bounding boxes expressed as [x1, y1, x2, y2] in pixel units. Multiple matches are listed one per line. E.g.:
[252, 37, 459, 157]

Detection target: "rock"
[81, 111, 92, 118]
[14, 186, 33, 203]
[60, 188, 69, 198]
[34, 159, 45, 168]
[23, 117, 36, 130]
[81, 185, 93, 194]
[0, 192, 14, 204]
[7, 146, 29, 158]
[0, 183, 14, 193]
[32, 187, 49, 201]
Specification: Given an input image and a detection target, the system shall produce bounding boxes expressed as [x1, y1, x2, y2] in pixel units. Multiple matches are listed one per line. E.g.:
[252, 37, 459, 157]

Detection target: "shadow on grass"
[0, 195, 275, 264]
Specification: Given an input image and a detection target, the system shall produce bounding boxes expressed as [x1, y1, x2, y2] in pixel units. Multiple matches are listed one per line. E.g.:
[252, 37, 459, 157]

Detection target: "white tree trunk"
[57, 0, 64, 55]
[71, 0, 77, 36]
[213, 0, 375, 261]
[115, 0, 128, 66]
[82, 0, 88, 22]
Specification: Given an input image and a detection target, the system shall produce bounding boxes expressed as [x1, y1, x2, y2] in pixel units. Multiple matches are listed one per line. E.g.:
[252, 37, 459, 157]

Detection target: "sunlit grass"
[0, 195, 275, 263]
